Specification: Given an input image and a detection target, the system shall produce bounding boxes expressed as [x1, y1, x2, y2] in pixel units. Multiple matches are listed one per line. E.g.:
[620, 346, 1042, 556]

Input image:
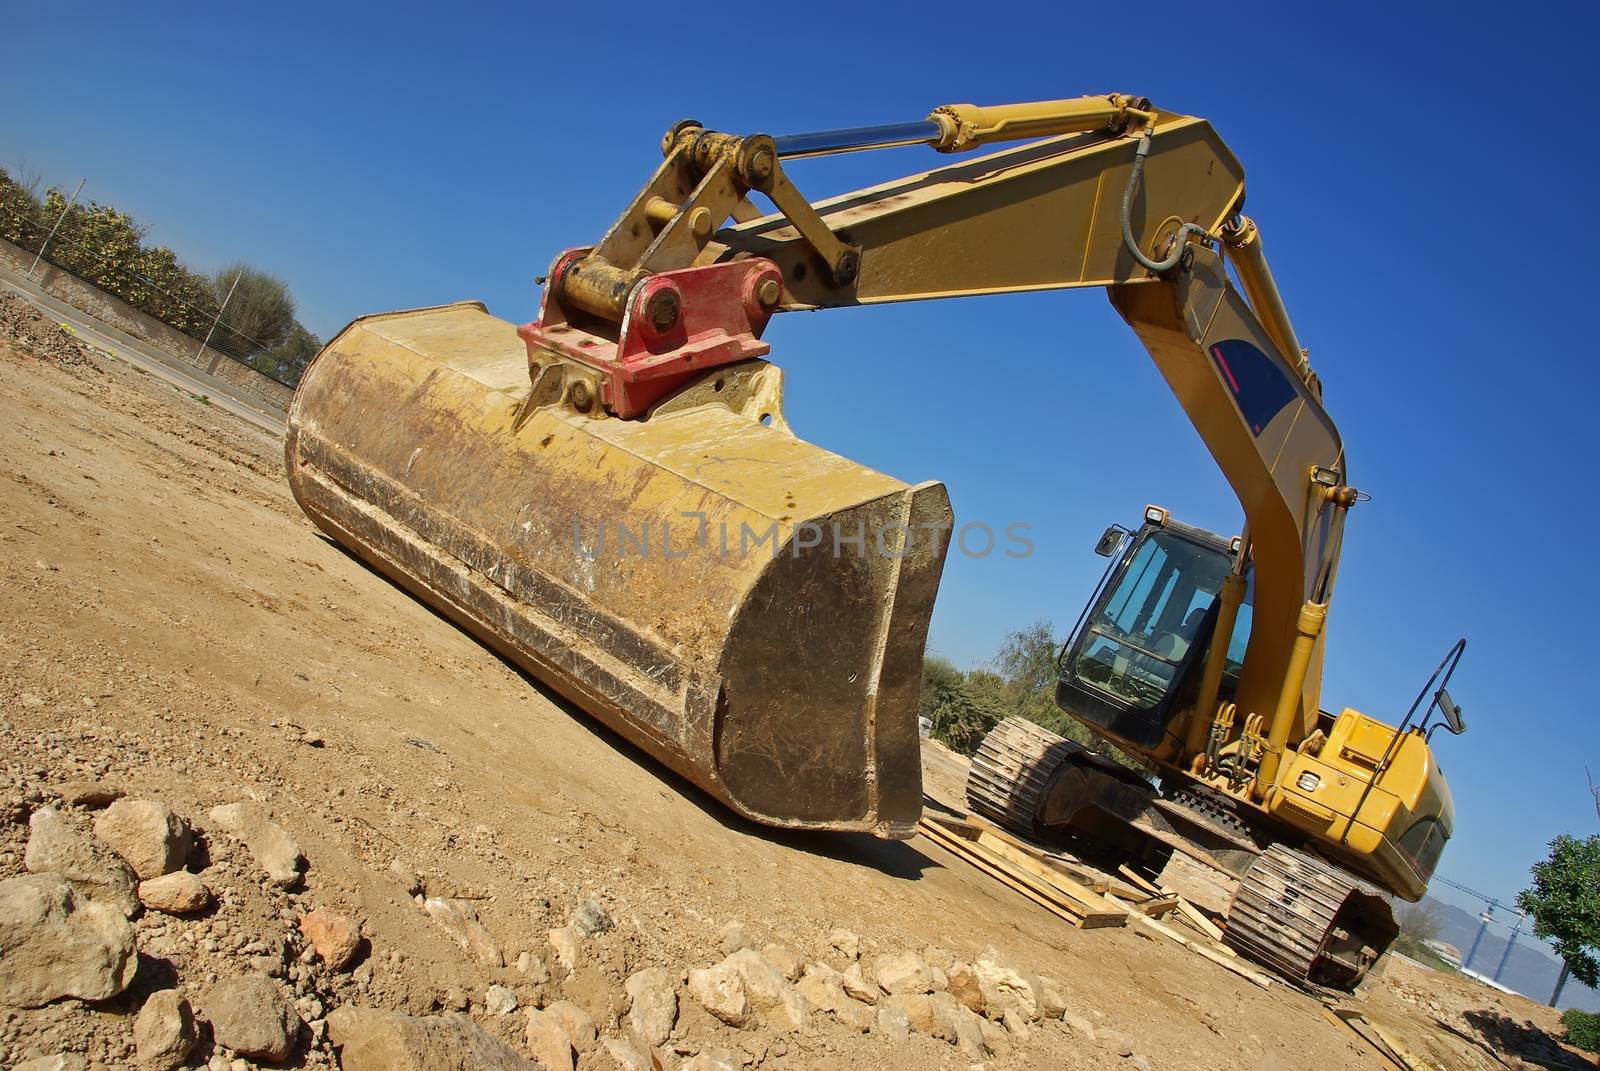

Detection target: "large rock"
[134, 990, 196, 1070]
[543, 1001, 597, 1054]
[13, 1057, 86, 1071]
[930, 992, 987, 1057]
[624, 967, 678, 1048]
[299, 907, 363, 971]
[872, 951, 934, 995]
[198, 974, 300, 1062]
[600, 1036, 650, 1071]
[722, 948, 806, 1031]
[840, 962, 877, 1005]
[25, 805, 139, 917]
[523, 1007, 575, 1071]
[54, 780, 123, 809]
[329, 1006, 533, 1070]
[93, 799, 191, 880]
[880, 993, 936, 1035]
[946, 962, 985, 1015]
[687, 959, 750, 1027]
[0, 873, 136, 1007]
[1037, 974, 1069, 1020]
[794, 964, 846, 1013]
[138, 872, 210, 915]
[973, 948, 1041, 1022]
[568, 899, 612, 938]
[206, 802, 304, 888]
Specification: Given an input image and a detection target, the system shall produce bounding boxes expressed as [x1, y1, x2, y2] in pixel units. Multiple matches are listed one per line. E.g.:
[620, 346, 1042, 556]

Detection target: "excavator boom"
[287, 95, 1391, 853]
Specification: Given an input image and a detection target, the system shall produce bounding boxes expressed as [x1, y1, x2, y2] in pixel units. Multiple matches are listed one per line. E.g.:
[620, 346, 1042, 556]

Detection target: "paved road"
[0, 261, 287, 434]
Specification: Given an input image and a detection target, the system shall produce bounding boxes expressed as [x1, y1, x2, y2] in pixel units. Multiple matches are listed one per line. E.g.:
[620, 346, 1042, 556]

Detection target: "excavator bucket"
[285, 302, 950, 837]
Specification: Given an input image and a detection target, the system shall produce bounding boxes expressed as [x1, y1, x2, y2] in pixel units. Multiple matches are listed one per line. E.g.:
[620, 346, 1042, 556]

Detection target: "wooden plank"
[1117, 864, 1165, 897]
[916, 821, 1091, 927]
[918, 820, 1127, 929]
[972, 830, 1129, 920]
[1321, 1009, 1408, 1071]
[1140, 895, 1180, 918]
[1173, 898, 1227, 943]
[1105, 893, 1272, 989]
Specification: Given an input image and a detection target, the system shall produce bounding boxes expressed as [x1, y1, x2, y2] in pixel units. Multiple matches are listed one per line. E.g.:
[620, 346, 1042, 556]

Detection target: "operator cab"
[1057, 507, 1250, 750]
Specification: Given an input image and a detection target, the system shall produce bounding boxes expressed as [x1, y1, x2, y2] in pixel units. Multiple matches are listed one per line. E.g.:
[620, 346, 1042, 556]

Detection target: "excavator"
[284, 93, 1468, 990]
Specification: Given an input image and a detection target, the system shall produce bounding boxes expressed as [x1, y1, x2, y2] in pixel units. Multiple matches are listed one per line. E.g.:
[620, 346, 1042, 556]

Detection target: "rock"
[600, 1035, 650, 1071]
[547, 924, 580, 970]
[723, 948, 807, 1031]
[13, 1057, 86, 1071]
[834, 999, 875, 1032]
[569, 898, 612, 937]
[206, 802, 304, 888]
[1130, 1056, 1156, 1071]
[923, 945, 956, 971]
[93, 799, 191, 880]
[688, 959, 750, 1027]
[0, 873, 136, 1006]
[425, 897, 503, 967]
[873, 951, 934, 995]
[544, 1000, 597, 1053]
[134, 990, 196, 1070]
[199, 973, 300, 1062]
[930, 992, 986, 1057]
[388, 858, 423, 896]
[1002, 1008, 1031, 1040]
[882, 992, 938, 1036]
[1101, 1027, 1136, 1057]
[299, 908, 363, 971]
[54, 780, 123, 809]
[840, 962, 877, 1005]
[328, 1005, 534, 1070]
[484, 984, 518, 1015]
[516, 950, 551, 983]
[25, 805, 139, 917]
[979, 1017, 1010, 1058]
[718, 921, 754, 954]
[827, 928, 860, 960]
[624, 967, 678, 1048]
[523, 1007, 575, 1071]
[680, 1054, 738, 1071]
[138, 871, 211, 915]
[946, 962, 985, 1015]
[876, 1002, 911, 1041]
[760, 943, 803, 982]
[973, 948, 1041, 1022]
[1037, 974, 1068, 1020]
[1063, 1009, 1096, 1041]
[795, 964, 846, 1012]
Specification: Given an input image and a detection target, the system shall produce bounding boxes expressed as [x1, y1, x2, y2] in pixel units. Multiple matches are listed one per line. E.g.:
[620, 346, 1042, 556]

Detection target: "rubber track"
[965, 717, 1083, 837]
[1224, 843, 1355, 986]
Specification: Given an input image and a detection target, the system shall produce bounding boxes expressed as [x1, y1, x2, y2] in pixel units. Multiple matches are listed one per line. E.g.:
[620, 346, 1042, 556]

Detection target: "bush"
[0, 170, 316, 384]
[1562, 1008, 1600, 1054]
[920, 658, 1006, 755]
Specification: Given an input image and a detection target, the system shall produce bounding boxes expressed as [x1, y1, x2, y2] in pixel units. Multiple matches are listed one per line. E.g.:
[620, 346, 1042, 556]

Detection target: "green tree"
[1561, 1008, 1600, 1054]
[1517, 834, 1600, 989]
[920, 657, 1006, 755]
[246, 321, 321, 385]
[211, 263, 296, 356]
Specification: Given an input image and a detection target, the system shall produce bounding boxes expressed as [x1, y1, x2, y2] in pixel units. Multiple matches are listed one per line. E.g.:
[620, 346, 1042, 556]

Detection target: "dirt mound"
[0, 291, 95, 368]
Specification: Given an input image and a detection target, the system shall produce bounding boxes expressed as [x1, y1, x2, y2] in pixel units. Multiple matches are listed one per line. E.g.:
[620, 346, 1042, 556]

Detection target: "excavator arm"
[286, 95, 1362, 841]
[529, 95, 1355, 789]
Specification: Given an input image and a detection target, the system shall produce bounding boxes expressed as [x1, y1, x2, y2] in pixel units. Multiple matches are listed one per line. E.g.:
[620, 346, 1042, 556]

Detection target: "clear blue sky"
[5, 2, 1597, 911]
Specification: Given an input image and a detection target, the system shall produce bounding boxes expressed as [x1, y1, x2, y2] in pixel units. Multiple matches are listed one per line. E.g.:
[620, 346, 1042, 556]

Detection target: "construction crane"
[284, 93, 1468, 991]
[1432, 875, 1527, 979]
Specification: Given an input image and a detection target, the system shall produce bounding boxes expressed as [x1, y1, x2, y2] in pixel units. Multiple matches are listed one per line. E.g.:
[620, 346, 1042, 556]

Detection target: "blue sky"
[5, 3, 1597, 913]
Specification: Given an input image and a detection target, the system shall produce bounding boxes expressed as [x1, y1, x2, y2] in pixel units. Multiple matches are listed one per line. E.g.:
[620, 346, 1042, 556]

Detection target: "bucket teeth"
[286, 302, 949, 836]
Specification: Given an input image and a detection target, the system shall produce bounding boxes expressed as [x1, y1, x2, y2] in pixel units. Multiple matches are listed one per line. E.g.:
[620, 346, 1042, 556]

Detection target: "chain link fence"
[0, 169, 316, 388]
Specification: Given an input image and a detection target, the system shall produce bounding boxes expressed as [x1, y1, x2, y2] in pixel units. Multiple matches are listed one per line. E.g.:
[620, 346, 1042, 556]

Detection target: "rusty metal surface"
[285, 302, 950, 836]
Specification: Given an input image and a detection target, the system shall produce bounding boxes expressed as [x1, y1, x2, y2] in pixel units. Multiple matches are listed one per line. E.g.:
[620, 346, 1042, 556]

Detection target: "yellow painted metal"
[285, 303, 951, 837]
[1270, 709, 1454, 900]
[926, 94, 1159, 152]
[1222, 215, 1314, 388]
[1254, 601, 1328, 796]
[1184, 571, 1247, 762]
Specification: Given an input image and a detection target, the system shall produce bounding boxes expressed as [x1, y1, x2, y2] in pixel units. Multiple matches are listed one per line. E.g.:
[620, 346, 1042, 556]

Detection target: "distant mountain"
[1421, 896, 1600, 1013]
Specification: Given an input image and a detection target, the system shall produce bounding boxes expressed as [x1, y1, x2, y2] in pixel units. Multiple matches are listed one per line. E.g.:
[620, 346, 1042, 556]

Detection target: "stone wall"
[0, 238, 294, 411]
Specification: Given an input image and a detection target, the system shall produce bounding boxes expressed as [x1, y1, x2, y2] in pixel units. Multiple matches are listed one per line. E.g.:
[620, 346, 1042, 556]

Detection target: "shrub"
[1561, 1008, 1600, 1054]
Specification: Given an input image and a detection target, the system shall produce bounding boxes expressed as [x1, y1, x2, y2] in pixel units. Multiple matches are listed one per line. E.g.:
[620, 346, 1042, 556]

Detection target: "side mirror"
[1435, 688, 1466, 735]
[1094, 526, 1125, 557]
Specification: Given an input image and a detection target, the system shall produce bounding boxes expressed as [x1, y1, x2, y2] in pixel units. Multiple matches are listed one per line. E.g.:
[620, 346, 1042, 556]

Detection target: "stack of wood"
[916, 809, 1273, 989]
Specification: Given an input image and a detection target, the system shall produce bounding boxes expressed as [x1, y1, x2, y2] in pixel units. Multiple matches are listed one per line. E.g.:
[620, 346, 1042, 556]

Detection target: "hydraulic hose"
[1120, 131, 1211, 273]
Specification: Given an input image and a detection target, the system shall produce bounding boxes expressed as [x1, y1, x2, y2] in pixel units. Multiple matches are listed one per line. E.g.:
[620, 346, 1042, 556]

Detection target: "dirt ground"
[1, 303, 1593, 1070]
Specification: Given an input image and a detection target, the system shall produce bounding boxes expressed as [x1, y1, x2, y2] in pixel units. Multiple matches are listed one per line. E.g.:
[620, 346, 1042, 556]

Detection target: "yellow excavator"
[285, 94, 1467, 990]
